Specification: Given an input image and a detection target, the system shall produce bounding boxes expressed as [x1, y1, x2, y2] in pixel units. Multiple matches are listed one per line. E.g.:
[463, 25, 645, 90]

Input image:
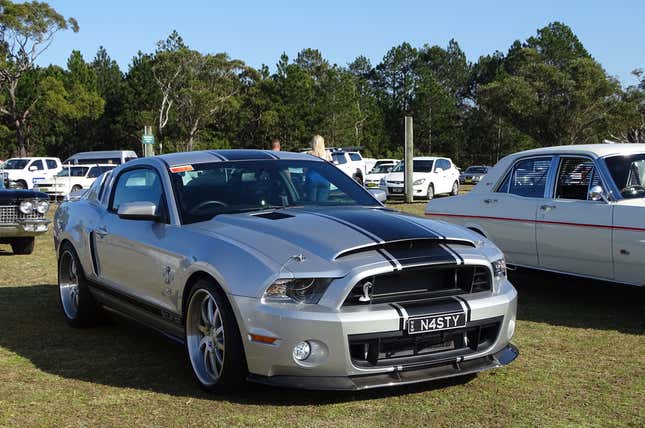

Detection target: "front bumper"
[384, 184, 426, 197]
[233, 279, 517, 390]
[0, 219, 50, 237]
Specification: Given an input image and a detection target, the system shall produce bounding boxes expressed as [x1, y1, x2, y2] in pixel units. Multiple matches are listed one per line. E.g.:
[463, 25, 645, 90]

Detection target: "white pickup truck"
[330, 150, 367, 184]
[0, 157, 63, 189]
[38, 164, 117, 198]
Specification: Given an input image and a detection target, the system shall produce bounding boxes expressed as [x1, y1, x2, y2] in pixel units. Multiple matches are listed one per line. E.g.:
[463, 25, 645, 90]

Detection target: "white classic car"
[382, 157, 460, 199]
[425, 144, 645, 286]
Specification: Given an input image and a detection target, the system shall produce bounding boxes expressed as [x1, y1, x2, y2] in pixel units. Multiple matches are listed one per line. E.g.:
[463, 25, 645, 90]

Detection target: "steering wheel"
[620, 184, 645, 196]
[189, 200, 228, 214]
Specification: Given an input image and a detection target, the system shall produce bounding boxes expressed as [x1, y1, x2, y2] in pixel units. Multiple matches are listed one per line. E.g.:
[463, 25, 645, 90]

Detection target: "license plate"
[366, 183, 377, 188]
[392, 188, 403, 193]
[465, 178, 472, 183]
[407, 312, 466, 334]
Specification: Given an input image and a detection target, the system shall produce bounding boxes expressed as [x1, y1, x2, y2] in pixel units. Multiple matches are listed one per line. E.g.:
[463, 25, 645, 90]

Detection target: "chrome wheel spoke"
[197, 324, 209, 335]
[207, 298, 215, 325]
[187, 289, 225, 386]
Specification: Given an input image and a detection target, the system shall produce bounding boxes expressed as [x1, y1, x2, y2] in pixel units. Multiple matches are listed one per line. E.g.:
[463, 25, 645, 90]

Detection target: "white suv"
[330, 150, 367, 184]
[1, 157, 62, 189]
[381, 157, 460, 199]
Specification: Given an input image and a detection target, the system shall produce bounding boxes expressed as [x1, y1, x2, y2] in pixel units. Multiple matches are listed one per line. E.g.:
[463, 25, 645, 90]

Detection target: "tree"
[0, 0, 79, 156]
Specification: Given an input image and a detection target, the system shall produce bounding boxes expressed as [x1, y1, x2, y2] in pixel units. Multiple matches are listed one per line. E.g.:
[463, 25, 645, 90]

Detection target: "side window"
[332, 153, 347, 164]
[435, 159, 450, 171]
[110, 169, 166, 219]
[30, 160, 44, 170]
[46, 159, 58, 169]
[555, 157, 596, 200]
[349, 153, 362, 162]
[497, 157, 552, 198]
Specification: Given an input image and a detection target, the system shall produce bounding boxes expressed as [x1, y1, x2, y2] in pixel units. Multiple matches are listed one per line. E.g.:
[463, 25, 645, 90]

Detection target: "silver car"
[54, 150, 518, 392]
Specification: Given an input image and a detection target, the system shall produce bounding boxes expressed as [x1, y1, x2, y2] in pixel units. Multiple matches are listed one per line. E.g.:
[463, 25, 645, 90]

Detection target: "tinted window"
[465, 166, 488, 174]
[349, 153, 362, 161]
[74, 157, 121, 165]
[46, 159, 58, 169]
[555, 158, 596, 200]
[30, 160, 44, 170]
[393, 160, 435, 173]
[436, 159, 450, 171]
[88, 166, 115, 178]
[497, 157, 552, 198]
[170, 160, 380, 224]
[4, 159, 29, 169]
[332, 153, 347, 164]
[111, 169, 165, 215]
[57, 167, 89, 177]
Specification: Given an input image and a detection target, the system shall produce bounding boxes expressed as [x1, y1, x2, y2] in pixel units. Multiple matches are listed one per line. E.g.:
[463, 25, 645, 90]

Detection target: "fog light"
[507, 315, 516, 339]
[293, 341, 311, 361]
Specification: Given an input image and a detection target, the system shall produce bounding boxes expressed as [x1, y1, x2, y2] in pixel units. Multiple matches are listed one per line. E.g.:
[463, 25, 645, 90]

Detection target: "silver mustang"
[54, 150, 518, 391]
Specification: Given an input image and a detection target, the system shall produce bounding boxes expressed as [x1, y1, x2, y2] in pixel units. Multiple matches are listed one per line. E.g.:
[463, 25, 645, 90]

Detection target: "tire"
[450, 181, 459, 196]
[14, 180, 27, 189]
[426, 183, 435, 200]
[71, 184, 83, 193]
[10, 237, 34, 255]
[58, 242, 100, 327]
[185, 279, 247, 392]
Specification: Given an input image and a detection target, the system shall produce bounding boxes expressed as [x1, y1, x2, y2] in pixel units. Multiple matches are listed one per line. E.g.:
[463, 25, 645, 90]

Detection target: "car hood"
[188, 206, 479, 275]
[0, 188, 49, 203]
[384, 172, 428, 182]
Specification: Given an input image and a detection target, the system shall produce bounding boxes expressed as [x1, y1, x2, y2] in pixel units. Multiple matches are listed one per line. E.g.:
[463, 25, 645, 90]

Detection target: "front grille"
[348, 318, 501, 368]
[0, 205, 44, 224]
[343, 265, 492, 306]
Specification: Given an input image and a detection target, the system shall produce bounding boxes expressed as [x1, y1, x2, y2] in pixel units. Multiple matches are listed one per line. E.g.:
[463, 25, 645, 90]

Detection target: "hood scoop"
[335, 238, 475, 260]
[252, 211, 294, 220]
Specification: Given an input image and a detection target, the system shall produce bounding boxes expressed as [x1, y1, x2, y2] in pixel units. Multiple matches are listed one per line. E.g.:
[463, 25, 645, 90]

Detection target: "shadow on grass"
[510, 268, 644, 334]
[0, 274, 642, 403]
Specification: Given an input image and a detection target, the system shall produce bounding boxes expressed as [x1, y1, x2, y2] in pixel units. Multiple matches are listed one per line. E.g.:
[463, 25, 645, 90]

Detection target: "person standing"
[307, 135, 331, 161]
[271, 138, 281, 151]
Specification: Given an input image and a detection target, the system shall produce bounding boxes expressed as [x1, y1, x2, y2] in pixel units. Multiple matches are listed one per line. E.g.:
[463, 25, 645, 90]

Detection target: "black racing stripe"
[390, 304, 405, 330]
[386, 244, 458, 268]
[208, 151, 227, 161]
[396, 213, 446, 239]
[213, 150, 274, 161]
[304, 211, 381, 243]
[398, 298, 464, 318]
[454, 296, 472, 322]
[376, 249, 398, 268]
[441, 244, 464, 265]
[321, 208, 439, 242]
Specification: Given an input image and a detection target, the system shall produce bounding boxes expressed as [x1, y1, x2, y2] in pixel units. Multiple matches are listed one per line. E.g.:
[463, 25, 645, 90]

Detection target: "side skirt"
[88, 281, 185, 341]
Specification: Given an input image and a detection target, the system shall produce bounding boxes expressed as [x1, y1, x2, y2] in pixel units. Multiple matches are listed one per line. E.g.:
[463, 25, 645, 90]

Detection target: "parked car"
[330, 150, 367, 184]
[38, 164, 117, 198]
[62, 150, 137, 166]
[54, 149, 517, 391]
[460, 166, 490, 184]
[363, 162, 398, 188]
[381, 157, 460, 199]
[0, 177, 50, 254]
[0, 157, 62, 189]
[425, 144, 645, 286]
[371, 158, 399, 172]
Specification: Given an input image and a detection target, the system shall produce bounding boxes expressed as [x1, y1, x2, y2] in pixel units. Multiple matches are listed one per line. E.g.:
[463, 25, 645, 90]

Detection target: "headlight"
[492, 257, 507, 278]
[413, 178, 426, 185]
[36, 200, 49, 214]
[19, 200, 34, 214]
[263, 278, 331, 304]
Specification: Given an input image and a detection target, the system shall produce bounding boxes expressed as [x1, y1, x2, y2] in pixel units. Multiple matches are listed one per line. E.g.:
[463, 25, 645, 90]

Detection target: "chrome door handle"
[540, 204, 556, 210]
[483, 198, 498, 204]
[95, 227, 108, 238]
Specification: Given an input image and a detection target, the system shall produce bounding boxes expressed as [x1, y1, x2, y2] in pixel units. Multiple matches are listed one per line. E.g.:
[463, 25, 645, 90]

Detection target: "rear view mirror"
[368, 188, 387, 203]
[117, 201, 162, 221]
[588, 185, 608, 202]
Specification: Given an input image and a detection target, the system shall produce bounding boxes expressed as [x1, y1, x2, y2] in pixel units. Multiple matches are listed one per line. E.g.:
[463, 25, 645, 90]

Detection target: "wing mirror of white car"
[368, 188, 387, 203]
[28, 165, 38, 171]
[588, 185, 609, 203]
[117, 201, 162, 222]
[435, 167, 444, 173]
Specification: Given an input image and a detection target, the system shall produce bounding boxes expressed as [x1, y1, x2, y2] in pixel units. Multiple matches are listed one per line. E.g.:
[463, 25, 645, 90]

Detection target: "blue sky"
[38, 0, 644, 86]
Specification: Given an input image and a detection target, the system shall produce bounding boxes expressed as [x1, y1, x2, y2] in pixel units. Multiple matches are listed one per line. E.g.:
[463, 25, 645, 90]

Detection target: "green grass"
[0, 199, 643, 427]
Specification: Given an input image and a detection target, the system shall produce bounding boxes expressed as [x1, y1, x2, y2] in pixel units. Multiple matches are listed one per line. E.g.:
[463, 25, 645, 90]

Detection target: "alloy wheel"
[59, 250, 80, 319]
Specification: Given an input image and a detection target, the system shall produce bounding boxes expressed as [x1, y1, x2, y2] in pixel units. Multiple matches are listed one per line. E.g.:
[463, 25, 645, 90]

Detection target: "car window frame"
[30, 159, 45, 171]
[552, 155, 597, 201]
[495, 155, 556, 198]
[108, 166, 170, 224]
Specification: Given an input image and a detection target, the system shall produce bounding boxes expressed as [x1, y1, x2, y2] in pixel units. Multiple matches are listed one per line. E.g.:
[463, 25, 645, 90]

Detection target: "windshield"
[371, 164, 394, 174]
[57, 166, 89, 177]
[465, 166, 488, 174]
[170, 160, 380, 224]
[393, 160, 435, 173]
[3, 159, 29, 170]
[605, 154, 645, 199]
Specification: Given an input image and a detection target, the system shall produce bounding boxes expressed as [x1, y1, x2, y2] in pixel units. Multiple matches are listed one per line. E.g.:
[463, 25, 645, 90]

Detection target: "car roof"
[152, 149, 323, 167]
[411, 156, 443, 161]
[69, 150, 137, 157]
[506, 144, 645, 159]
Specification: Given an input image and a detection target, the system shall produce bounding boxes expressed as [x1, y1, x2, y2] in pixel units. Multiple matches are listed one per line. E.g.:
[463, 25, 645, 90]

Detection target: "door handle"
[540, 204, 556, 210]
[483, 198, 498, 204]
[95, 227, 108, 238]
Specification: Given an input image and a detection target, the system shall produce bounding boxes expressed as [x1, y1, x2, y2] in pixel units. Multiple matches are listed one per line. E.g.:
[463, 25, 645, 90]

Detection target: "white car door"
[612, 203, 645, 285]
[433, 159, 451, 194]
[535, 157, 613, 280]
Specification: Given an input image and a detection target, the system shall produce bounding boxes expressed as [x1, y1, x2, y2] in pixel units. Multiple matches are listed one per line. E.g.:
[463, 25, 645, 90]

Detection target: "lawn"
[0, 198, 643, 427]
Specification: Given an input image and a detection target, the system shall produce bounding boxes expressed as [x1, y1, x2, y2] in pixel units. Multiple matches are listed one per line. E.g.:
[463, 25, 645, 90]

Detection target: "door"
[433, 159, 451, 194]
[536, 157, 613, 279]
[93, 167, 181, 311]
[28, 159, 47, 188]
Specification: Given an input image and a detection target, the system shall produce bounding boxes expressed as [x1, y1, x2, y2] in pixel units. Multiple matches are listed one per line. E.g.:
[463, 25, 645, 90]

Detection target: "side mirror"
[28, 165, 37, 171]
[588, 185, 609, 202]
[117, 201, 162, 221]
[435, 167, 444, 173]
[368, 188, 387, 203]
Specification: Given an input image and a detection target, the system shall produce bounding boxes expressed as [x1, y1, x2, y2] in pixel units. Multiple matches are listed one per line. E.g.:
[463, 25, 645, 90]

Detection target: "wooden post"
[404, 116, 414, 203]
